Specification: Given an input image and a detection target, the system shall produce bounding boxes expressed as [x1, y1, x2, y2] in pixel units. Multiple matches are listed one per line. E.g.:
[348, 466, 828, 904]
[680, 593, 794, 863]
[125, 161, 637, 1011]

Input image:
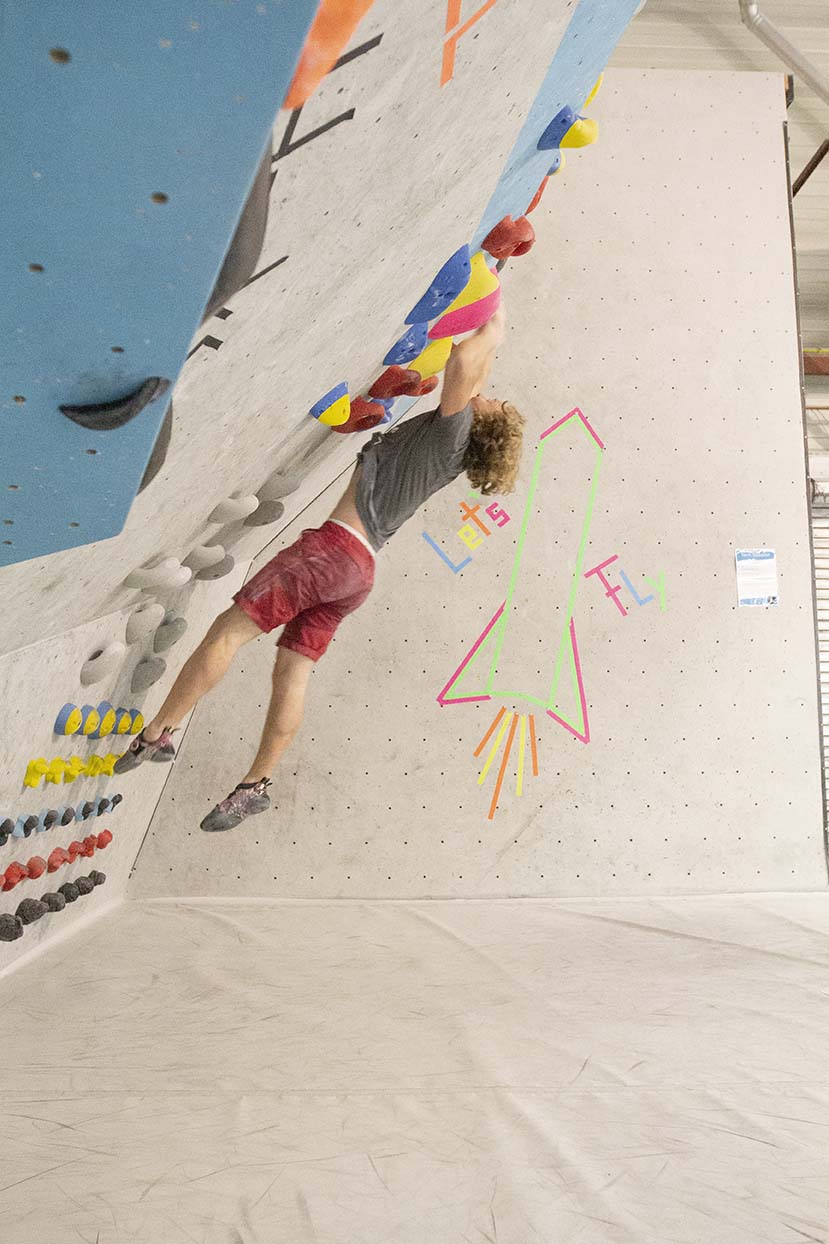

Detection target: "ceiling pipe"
[738, 0, 829, 105]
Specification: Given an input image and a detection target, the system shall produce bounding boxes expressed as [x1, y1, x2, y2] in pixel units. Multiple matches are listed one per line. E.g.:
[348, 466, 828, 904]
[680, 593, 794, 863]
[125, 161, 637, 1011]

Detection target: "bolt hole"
[85, 449, 98, 455]
[7, 485, 19, 491]
[12, 396, 25, 404]
[29, 263, 44, 273]
[68, 522, 79, 528]
[110, 346, 124, 353]
[150, 192, 169, 204]
[49, 47, 71, 63]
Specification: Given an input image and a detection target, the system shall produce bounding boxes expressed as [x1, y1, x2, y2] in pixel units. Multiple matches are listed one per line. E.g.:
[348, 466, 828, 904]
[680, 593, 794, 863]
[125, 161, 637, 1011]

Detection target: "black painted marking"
[331, 32, 383, 72]
[186, 334, 224, 361]
[242, 254, 289, 291]
[215, 308, 233, 321]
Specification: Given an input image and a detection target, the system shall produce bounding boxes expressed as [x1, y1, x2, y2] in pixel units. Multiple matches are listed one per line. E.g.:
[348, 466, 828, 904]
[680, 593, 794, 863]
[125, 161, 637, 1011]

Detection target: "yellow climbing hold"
[583, 73, 603, 108]
[318, 394, 351, 427]
[98, 706, 117, 737]
[409, 336, 453, 380]
[130, 711, 144, 735]
[24, 758, 49, 788]
[439, 251, 498, 320]
[61, 707, 83, 735]
[81, 708, 101, 736]
[561, 117, 599, 148]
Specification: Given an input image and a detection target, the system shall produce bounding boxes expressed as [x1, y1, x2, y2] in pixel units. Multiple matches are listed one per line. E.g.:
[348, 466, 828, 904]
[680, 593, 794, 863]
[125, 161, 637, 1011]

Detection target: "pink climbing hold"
[428, 284, 501, 341]
[369, 366, 439, 400]
[332, 396, 387, 435]
[482, 215, 535, 260]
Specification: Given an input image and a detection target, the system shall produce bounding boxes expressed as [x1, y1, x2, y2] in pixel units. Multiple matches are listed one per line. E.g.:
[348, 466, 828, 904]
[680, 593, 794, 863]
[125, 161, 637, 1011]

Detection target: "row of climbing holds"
[0, 794, 121, 845]
[0, 873, 107, 942]
[1, 831, 112, 891]
[55, 702, 143, 738]
[23, 752, 121, 789]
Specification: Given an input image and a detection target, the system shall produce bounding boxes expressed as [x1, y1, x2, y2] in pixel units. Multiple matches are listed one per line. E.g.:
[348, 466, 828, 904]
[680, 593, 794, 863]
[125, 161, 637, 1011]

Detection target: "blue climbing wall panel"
[0, 1, 318, 567]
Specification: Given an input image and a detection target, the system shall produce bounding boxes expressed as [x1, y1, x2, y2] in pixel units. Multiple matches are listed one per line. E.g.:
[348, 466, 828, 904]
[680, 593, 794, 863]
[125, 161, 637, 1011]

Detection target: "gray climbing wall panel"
[131, 69, 827, 900]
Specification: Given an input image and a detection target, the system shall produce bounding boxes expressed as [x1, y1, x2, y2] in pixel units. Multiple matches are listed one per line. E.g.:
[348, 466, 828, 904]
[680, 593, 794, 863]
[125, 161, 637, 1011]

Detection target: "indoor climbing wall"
[0, 0, 642, 964]
[132, 69, 827, 900]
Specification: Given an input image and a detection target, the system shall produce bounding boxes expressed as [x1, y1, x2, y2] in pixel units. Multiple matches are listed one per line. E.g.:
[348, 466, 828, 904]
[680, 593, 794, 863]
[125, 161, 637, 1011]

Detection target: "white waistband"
[330, 519, 376, 559]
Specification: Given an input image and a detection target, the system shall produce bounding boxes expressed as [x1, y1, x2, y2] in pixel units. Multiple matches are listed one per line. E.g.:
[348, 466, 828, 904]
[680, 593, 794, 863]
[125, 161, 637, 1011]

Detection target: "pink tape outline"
[540, 406, 605, 450]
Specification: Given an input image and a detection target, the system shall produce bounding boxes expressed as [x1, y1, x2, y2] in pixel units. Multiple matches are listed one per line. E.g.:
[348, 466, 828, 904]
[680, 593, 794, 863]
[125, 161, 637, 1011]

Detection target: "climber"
[114, 308, 524, 831]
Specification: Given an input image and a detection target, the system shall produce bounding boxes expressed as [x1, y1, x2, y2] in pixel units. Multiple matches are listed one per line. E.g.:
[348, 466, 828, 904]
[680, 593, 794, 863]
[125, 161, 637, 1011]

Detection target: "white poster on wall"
[735, 548, 779, 607]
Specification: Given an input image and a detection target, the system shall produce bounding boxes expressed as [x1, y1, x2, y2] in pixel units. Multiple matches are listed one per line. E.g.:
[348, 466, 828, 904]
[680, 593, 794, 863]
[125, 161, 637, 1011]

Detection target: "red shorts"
[233, 521, 375, 662]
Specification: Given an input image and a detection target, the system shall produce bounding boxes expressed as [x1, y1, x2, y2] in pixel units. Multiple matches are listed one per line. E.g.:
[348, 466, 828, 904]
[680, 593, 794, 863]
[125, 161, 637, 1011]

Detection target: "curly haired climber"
[115, 308, 525, 831]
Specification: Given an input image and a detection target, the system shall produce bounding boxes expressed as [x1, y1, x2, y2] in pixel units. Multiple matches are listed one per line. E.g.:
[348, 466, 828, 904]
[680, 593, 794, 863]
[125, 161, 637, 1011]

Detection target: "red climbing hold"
[68, 841, 83, 859]
[83, 834, 98, 854]
[482, 215, 536, 259]
[97, 829, 113, 848]
[369, 366, 439, 401]
[47, 847, 71, 872]
[526, 177, 549, 215]
[2, 862, 28, 891]
[332, 396, 387, 435]
[26, 856, 46, 880]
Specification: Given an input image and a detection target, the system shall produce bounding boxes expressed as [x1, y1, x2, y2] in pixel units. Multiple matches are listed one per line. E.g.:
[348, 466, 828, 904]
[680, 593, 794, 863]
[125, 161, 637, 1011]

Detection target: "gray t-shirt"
[355, 404, 473, 550]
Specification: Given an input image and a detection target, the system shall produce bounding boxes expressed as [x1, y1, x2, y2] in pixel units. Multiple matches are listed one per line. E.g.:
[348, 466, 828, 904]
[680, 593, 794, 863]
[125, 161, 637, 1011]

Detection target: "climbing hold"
[11, 819, 25, 839]
[96, 830, 113, 848]
[110, 794, 123, 807]
[22, 816, 40, 837]
[369, 367, 439, 400]
[74, 876, 94, 896]
[60, 376, 170, 432]
[54, 704, 83, 735]
[384, 322, 429, 367]
[153, 616, 188, 654]
[60, 808, 75, 826]
[537, 104, 577, 151]
[195, 554, 236, 581]
[561, 117, 598, 148]
[332, 397, 387, 436]
[0, 817, 13, 838]
[408, 335, 453, 381]
[62, 757, 86, 783]
[526, 176, 548, 214]
[184, 543, 226, 573]
[83, 835, 98, 853]
[80, 643, 126, 687]
[284, 0, 377, 108]
[310, 383, 350, 428]
[126, 602, 166, 644]
[41, 892, 66, 912]
[43, 810, 60, 830]
[47, 847, 70, 872]
[89, 702, 117, 739]
[26, 856, 46, 880]
[80, 801, 97, 820]
[89, 870, 106, 886]
[481, 215, 535, 260]
[428, 253, 501, 340]
[58, 881, 80, 903]
[244, 499, 285, 527]
[548, 151, 564, 177]
[131, 658, 167, 695]
[80, 705, 101, 736]
[207, 494, 259, 524]
[124, 558, 192, 592]
[257, 470, 301, 502]
[68, 841, 83, 859]
[115, 708, 134, 735]
[24, 759, 49, 789]
[96, 799, 110, 815]
[131, 712, 144, 735]
[405, 246, 471, 323]
[3, 862, 28, 891]
[583, 72, 603, 108]
[0, 914, 23, 941]
[16, 897, 47, 924]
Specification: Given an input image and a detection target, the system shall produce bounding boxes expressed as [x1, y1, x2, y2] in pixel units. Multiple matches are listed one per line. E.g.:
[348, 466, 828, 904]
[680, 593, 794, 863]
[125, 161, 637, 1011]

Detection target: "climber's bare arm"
[439, 307, 506, 417]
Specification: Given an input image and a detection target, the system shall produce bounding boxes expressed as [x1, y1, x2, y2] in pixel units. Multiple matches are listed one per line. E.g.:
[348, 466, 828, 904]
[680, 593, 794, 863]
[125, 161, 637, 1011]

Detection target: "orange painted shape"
[284, 0, 377, 110]
[441, 0, 501, 87]
[488, 712, 518, 820]
[474, 706, 506, 758]
[528, 714, 539, 777]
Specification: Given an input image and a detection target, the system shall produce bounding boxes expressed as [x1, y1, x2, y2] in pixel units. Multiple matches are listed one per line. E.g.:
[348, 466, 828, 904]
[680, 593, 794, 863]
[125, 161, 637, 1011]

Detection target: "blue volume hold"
[384, 323, 429, 367]
[537, 105, 576, 151]
[405, 246, 471, 324]
[309, 382, 348, 421]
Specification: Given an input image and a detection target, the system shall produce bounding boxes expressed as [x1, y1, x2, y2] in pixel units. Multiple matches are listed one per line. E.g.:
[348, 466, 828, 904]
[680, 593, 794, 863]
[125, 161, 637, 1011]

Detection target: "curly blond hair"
[463, 401, 525, 495]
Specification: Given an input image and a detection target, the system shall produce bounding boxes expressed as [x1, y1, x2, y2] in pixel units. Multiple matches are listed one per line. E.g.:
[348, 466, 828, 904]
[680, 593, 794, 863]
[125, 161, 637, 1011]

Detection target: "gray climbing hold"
[196, 553, 235, 581]
[0, 914, 23, 941]
[110, 794, 123, 807]
[1, 817, 15, 837]
[243, 499, 285, 527]
[183, 543, 225, 572]
[81, 801, 97, 819]
[153, 615, 188, 654]
[74, 876, 95, 896]
[16, 898, 47, 925]
[124, 557, 192, 591]
[126, 601, 166, 644]
[58, 882, 80, 903]
[207, 494, 259, 524]
[61, 808, 75, 826]
[89, 871, 106, 886]
[22, 815, 39, 837]
[43, 810, 60, 829]
[258, 471, 301, 502]
[81, 642, 127, 686]
[131, 657, 167, 695]
[41, 892, 66, 912]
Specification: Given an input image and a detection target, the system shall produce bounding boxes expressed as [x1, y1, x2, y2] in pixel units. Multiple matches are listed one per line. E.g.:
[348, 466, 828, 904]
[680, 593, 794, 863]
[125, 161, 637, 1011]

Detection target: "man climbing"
[114, 309, 524, 831]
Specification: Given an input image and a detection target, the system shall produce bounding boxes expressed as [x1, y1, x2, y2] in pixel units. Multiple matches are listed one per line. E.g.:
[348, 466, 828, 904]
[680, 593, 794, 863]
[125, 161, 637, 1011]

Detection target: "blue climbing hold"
[309, 382, 349, 424]
[546, 151, 563, 176]
[405, 246, 471, 324]
[537, 105, 576, 151]
[384, 322, 429, 367]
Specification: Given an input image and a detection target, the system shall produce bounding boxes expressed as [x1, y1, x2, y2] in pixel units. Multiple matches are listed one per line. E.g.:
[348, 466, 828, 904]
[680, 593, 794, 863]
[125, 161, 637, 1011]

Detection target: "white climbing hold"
[124, 558, 192, 591]
[244, 499, 285, 527]
[257, 471, 301, 502]
[125, 601, 166, 645]
[80, 642, 127, 687]
[207, 494, 259, 524]
[183, 543, 226, 572]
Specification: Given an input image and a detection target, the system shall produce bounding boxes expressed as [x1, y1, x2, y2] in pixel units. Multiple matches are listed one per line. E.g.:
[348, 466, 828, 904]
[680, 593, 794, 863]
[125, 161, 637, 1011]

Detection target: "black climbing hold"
[110, 794, 123, 807]
[40, 891, 66, 912]
[0, 833, 7, 848]
[89, 870, 106, 886]
[81, 801, 96, 819]
[44, 810, 60, 829]
[0, 817, 13, 837]
[16, 897, 47, 925]
[0, 914, 23, 941]
[59, 376, 171, 432]
[61, 808, 75, 825]
[96, 798, 111, 815]
[74, 875, 94, 895]
[58, 881, 80, 903]
[23, 815, 39, 836]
